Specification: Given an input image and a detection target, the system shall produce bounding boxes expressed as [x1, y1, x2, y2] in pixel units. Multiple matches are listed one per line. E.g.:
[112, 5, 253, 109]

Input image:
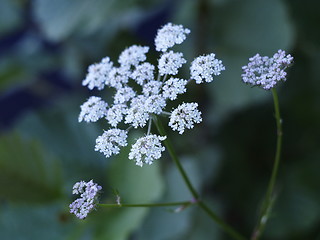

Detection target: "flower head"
[142, 80, 163, 96]
[129, 135, 167, 167]
[78, 23, 224, 166]
[79, 96, 108, 123]
[169, 103, 202, 134]
[118, 45, 149, 67]
[145, 95, 167, 114]
[107, 66, 130, 89]
[95, 129, 128, 158]
[114, 86, 136, 104]
[155, 23, 190, 52]
[70, 180, 102, 219]
[241, 49, 293, 90]
[190, 53, 225, 84]
[158, 51, 186, 76]
[82, 57, 113, 90]
[162, 77, 187, 100]
[131, 62, 155, 85]
[106, 104, 127, 127]
[124, 95, 150, 128]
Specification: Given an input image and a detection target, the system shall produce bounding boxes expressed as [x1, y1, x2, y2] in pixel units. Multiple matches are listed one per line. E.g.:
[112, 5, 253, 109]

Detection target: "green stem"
[251, 89, 283, 240]
[153, 116, 247, 240]
[153, 116, 199, 199]
[99, 201, 191, 208]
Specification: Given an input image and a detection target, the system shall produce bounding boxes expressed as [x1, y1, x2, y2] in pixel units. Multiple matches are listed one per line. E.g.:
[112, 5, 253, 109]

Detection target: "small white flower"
[95, 129, 128, 158]
[106, 104, 127, 127]
[125, 96, 150, 128]
[118, 45, 149, 67]
[142, 80, 163, 96]
[107, 66, 130, 89]
[162, 77, 187, 100]
[145, 95, 167, 114]
[131, 62, 155, 85]
[169, 102, 202, 134]
[79, 96, 108, 123]
[190, 53, 225, 84]
[155, 23, 190, 52]
[129, 134, 167, 167]
[114, 86, 136, 104]
[158, 51, 186, 76]
[82, 57, 113, 90]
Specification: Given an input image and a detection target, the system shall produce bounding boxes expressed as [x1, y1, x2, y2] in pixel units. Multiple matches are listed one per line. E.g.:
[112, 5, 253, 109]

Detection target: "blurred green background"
[0, 0, 319, 239]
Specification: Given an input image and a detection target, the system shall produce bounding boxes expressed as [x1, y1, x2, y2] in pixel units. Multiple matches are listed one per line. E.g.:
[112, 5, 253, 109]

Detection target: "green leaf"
[0, 202, 72, 240]
[0, 133, 62, 203]
[16, 98, 104, 172]
[214, 0, 294, 54]
[32, 0, 160, 42]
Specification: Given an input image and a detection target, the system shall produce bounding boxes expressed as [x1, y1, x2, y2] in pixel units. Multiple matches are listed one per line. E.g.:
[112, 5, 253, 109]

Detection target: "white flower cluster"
[155, 23, 190, 52]
[69, 180, 102, 219]
[79, 23, 225, 167]
[129, 135, 167, 167]
[95, 129, 128, 158]
[79, 96, 108, 122]
[190, 53, 225, 84]
[241, 50, 293, 90]
[169, 103, 202, 134]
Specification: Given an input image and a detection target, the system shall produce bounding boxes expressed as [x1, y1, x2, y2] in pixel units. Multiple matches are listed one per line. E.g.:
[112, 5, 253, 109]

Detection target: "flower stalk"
[99, 201, 192, 208]
[154, 116, 246, 240]
[251, 88, 283, 240]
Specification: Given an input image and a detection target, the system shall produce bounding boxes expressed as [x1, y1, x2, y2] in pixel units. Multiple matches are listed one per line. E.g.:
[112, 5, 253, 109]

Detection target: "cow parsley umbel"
[77, 22, 225, 167]
[241, 49, 293, 90]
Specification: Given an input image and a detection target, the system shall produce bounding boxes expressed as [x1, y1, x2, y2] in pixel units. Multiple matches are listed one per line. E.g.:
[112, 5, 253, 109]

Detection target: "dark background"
[0, 0, 319, 239]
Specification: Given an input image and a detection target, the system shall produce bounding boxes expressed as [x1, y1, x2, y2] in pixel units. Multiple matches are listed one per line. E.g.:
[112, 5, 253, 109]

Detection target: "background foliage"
[0, 0, 319, 239]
